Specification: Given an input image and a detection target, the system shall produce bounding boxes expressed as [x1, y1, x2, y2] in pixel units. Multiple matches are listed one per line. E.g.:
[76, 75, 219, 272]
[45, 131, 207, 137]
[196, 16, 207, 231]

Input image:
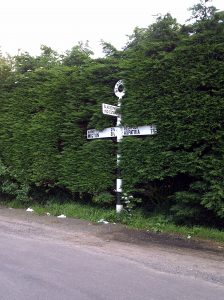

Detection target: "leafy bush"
[92, 192, 115, 204]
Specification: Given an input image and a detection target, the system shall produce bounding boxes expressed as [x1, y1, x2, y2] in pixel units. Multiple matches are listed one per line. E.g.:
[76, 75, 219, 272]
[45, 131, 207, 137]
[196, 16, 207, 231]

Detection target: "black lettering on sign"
[87, 130, 99, 139]
[151, 127, 157, 134]
[111, 127, 116, 137]
[124, 127, 140, 135]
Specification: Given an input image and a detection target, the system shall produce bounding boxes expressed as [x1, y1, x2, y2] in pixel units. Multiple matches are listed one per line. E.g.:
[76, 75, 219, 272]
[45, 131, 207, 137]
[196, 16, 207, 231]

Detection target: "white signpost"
[87, 125, 156, 139]
[87, 80, 157, 213]
[87, 127, 117, 139]
[123, 125, 156, 136]
[102, 103, 118, 117]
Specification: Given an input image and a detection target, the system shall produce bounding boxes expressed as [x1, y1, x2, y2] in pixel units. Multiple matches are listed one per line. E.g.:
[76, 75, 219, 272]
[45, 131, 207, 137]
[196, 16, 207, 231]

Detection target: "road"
[0, 208, 223, 300]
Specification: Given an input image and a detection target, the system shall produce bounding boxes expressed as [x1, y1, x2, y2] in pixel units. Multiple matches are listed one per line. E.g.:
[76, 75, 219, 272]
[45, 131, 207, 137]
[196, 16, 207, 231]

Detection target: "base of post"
[116, 204, 123, 213]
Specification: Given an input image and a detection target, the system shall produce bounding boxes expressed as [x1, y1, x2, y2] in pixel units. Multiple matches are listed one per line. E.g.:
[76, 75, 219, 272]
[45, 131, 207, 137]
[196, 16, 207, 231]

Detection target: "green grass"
[33, 202, 118, 223]
[2, 199, 224, 244]
[32, 201, 224, 244]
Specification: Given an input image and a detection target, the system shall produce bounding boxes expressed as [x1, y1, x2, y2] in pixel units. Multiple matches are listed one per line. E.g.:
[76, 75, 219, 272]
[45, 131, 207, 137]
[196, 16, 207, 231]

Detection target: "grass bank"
[3, 200, 224, 244]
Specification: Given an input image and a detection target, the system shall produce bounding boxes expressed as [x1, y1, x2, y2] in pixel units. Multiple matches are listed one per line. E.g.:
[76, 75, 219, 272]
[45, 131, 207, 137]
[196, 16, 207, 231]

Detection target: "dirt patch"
[99, 226, 224, 255]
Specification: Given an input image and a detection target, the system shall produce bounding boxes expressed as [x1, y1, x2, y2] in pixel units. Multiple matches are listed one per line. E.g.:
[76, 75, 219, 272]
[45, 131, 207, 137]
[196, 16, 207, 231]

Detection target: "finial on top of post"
[114, 80, 125, 99]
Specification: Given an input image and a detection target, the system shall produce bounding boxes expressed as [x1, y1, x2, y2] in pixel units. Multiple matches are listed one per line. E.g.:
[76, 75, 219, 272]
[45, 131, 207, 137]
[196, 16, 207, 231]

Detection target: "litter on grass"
[46, 212, 51, 216]
[97, 219, 109, 224]
[57, 214, 66, 218]
[26, 208, 34, 212]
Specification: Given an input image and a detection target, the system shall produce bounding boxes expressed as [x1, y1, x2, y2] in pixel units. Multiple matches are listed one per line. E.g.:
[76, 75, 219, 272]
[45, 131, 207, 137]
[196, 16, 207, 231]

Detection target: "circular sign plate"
[114, 80, 125, 98]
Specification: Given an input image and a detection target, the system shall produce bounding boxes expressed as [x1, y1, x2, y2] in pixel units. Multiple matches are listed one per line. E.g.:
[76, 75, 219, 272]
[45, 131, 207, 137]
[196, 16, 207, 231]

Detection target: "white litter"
[187, 235, 191, 239]
[97, 219, 109, 224]
[46, 212, 51, 216]
[26, 208, 34, 212]
[57, 214, 66, 218]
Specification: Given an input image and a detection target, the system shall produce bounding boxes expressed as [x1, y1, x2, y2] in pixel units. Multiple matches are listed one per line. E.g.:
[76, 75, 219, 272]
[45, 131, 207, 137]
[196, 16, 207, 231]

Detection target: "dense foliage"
[0, 1, 223, 226]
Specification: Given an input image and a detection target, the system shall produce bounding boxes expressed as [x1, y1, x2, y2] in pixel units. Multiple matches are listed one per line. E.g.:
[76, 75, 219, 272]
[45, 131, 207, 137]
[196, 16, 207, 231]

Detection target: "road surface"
[0, 207, 223, 300]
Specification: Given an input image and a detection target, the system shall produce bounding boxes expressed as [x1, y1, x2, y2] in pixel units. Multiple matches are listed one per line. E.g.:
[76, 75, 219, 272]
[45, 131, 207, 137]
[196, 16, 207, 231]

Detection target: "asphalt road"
[0, 208, 224, 300]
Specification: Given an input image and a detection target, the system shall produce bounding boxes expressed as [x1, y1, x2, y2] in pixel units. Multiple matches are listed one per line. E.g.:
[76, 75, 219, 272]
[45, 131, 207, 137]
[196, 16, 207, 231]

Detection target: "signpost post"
[87, 80, 157, 212]
[114, 80, 125, 213]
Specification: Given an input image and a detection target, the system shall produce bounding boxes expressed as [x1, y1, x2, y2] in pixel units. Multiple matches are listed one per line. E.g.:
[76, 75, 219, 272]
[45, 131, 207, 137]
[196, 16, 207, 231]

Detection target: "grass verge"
[2, 200, 224, 244]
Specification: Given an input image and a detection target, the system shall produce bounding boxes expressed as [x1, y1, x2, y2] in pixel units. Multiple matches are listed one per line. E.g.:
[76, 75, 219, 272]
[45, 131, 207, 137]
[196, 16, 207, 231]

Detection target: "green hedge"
[0, 7, 223, 226]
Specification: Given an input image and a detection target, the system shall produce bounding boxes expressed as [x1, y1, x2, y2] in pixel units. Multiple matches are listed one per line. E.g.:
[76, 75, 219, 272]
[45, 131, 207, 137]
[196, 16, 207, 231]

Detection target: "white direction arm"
[87, 125, 157, 139]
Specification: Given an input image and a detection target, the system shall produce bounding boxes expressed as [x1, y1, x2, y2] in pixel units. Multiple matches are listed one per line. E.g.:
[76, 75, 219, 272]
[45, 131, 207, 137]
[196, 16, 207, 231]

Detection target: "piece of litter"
[113, 223, 116, 225]
[46, 212, 50, 216]
[57, 214, 66, 218]
[97, 218, 104, 223]
[187, 235, 191, 239]
[9, 207, 13, 210]
[97, 219, 109, 224]
[26, 208, 34, 212]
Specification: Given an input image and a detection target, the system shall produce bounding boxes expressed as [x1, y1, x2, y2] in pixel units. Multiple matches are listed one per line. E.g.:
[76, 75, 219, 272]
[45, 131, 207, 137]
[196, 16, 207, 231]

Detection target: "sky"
[0, 0, 223, 58]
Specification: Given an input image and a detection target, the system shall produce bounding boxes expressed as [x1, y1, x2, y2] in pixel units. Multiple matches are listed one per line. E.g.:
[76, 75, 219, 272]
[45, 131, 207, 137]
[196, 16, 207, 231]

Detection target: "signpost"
[87, 80, 157, 212]
[87, 127, 117, 139]
[102, 103, 118, 117]
[122, 125, 156, 136]
[87, 125, 156, 140]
